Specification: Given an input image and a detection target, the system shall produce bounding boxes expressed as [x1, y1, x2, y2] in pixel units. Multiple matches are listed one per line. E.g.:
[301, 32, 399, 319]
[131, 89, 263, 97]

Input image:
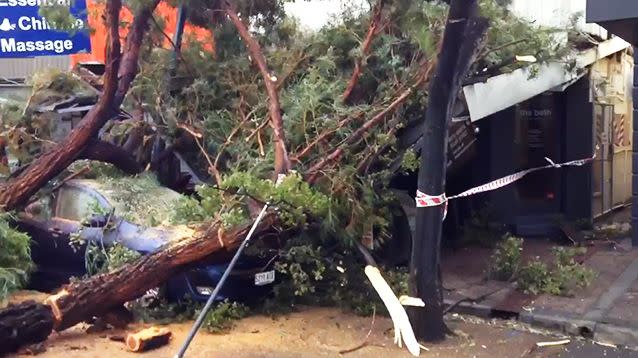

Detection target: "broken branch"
[342, 0, 386, 103]
[306, 73, 428, 183]
[224, 0, 290, 175]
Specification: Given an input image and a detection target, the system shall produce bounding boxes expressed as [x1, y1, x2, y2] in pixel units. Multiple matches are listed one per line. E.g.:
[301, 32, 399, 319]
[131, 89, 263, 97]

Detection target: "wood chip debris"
[536, 339, 570, 347]
[594, 341, 617, 348]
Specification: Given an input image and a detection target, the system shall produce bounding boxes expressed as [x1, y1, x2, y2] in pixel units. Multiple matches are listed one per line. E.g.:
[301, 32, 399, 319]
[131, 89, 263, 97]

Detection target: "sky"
[283, 0, 369, 31]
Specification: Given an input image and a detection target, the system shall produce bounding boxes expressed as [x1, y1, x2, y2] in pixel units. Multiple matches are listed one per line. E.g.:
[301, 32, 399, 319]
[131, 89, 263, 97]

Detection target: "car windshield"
[68, 174, 184, 227]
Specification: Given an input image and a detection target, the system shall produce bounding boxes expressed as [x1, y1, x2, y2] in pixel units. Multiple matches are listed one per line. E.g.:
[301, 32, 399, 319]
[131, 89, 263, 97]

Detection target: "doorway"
[514, 92, 563, 216]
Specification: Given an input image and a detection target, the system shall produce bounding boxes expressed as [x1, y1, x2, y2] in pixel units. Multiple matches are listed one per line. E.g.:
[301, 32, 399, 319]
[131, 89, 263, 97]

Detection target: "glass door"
[514, 92, 562, 215]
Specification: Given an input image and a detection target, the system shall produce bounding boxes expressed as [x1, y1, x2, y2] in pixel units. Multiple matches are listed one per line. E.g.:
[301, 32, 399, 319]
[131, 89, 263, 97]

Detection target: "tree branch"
[306, 69, 431, 184]
[224, 0, 290, 175]
[291, 112, 364, 163]
[342, 0, 385, 104]
[115, 0, 161, 107]
[79, 139, 141, 175]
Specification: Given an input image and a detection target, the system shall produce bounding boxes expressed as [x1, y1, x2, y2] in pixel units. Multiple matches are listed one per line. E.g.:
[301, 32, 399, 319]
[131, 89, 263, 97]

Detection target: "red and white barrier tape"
[415, 153, 596, 219]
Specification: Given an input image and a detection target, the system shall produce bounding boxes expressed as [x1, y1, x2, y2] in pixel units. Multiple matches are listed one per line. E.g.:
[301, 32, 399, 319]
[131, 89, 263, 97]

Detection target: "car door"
[34, 185, 112, 273]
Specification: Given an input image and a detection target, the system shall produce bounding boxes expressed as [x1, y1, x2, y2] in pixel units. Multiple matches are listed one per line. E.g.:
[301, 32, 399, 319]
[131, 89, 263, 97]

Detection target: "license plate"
[254, 270, 275, 286]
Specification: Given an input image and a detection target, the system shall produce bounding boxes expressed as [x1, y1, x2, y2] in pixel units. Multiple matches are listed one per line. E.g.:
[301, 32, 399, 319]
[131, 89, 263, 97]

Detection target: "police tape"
[415, 153, 596, 218]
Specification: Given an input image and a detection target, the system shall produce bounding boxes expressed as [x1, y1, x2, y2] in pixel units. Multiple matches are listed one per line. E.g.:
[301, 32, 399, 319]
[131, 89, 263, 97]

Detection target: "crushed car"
[16, 174, 277, 303]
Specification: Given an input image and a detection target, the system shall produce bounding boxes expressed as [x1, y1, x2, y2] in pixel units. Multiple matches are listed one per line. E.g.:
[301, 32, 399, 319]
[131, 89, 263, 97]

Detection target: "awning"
[462, 36, 631, 122]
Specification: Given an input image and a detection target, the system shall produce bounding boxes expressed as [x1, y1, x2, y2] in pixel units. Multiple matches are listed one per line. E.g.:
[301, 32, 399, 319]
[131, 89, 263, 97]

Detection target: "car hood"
[119, 220, 197, 252]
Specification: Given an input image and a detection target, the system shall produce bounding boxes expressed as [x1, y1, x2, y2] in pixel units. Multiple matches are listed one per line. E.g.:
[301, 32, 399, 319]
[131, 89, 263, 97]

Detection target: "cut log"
[126, 327, 172, 352]
[0, 301, 55, 355]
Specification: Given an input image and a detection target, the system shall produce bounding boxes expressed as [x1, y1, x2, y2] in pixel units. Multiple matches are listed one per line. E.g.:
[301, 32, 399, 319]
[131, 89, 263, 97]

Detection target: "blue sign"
[0, 0, 91, 58]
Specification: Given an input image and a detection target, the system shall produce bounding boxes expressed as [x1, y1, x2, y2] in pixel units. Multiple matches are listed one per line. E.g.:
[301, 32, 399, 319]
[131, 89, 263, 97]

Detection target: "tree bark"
[224, 0, 290, 175]
[80, 139, 142, 174]
[115, 0, 161, 107]
[408, 0, 487, 342]
[0, 214, 277, 353]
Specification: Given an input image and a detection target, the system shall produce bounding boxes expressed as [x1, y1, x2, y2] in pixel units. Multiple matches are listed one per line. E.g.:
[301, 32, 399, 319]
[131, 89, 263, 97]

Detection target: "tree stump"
[0, 301, 55, 355]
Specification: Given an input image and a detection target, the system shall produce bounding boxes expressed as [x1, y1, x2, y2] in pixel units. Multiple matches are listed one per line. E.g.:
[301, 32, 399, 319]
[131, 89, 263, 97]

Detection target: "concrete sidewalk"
[442, 237, 638, 348]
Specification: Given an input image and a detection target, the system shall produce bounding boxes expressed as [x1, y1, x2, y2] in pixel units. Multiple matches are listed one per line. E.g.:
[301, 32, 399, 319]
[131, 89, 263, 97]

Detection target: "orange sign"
[70, 0, 214, 66]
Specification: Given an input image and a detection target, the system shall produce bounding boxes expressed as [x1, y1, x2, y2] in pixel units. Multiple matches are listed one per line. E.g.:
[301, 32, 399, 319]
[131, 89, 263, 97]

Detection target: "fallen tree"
[0, 0, 576, 354]
[0, 214, 276, 351]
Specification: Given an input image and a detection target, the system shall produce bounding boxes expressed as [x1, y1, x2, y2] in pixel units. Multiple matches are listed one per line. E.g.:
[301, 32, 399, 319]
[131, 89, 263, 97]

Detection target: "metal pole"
[174, 203, 270, 358]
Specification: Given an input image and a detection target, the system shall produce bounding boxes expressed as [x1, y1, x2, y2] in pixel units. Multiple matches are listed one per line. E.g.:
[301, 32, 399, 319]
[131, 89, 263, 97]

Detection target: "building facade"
[586, 0, 638, 246]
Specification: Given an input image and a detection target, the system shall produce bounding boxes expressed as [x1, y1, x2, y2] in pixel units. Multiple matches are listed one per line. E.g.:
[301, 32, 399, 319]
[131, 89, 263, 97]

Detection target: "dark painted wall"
[486, 107, 519, 225]
[469, 78, 593, 235]
[586, 0, 638, 23]
[563, 76, 593, 222]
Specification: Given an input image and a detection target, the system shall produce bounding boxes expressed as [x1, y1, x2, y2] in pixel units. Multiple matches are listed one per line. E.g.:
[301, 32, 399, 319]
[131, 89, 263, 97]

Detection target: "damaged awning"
[462, 36, 631, 122]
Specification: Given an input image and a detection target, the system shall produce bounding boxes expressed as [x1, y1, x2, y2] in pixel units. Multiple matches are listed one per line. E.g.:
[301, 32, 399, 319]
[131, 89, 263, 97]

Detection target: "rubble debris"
[17, 343, 46, 356]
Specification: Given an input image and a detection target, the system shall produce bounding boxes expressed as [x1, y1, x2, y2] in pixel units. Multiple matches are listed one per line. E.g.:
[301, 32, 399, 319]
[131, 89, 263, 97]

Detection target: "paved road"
[546, 342, 638, 357]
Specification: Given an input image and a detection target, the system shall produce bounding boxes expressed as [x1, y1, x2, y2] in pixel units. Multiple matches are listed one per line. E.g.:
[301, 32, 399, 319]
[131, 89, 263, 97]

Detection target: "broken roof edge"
[463, 36, 631, 122]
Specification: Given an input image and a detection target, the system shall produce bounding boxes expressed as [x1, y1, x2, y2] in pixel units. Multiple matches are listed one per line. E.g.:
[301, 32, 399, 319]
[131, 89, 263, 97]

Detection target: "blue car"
[17, 177, 276, 303]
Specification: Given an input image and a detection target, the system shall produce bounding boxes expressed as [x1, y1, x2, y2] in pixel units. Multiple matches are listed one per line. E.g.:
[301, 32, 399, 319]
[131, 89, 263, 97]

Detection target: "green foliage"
[104, 244, 142, 272]
[1, 70, 98, 170]
[0, 214, 33, 302]
[130, 295, 200, 324]
[517, 247, 596, 296]
[84, 242, 141, 276]
[488, 236, 595, 296]
[95, 173, 183, 226]
[201, 300, 250, 333]
[516, 258, 552, 295]
[274, 242, 327, 297]
[148, 1, 575, 315]
[488, 235, 522, 281]
[478, 0, 574, 75]
[261, 233, 408, 317]
[38, 5, 83, 34]
[400, 148, 419, 173]
[130, 295, 248, 333]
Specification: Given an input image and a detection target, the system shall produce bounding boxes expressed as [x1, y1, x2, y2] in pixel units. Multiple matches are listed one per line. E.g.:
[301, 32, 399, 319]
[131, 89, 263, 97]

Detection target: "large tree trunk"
[0, 215, 277, 354]
[409, 0, 488, 342]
